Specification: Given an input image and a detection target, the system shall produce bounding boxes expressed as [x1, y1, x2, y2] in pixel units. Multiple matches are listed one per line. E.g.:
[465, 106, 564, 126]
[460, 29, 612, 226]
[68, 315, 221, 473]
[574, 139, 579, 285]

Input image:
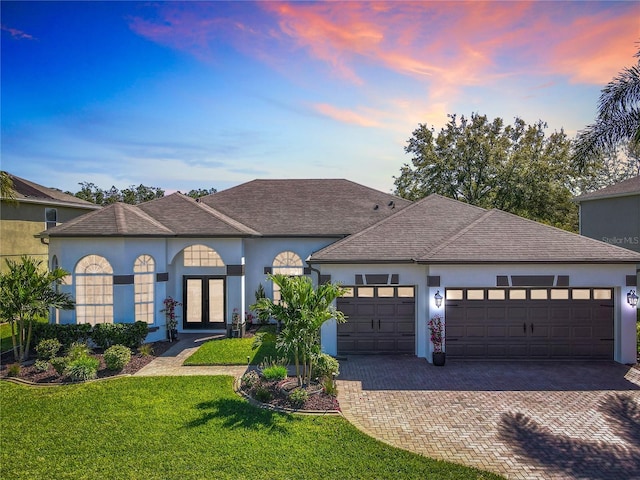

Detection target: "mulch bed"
[240, 376, 340, 412]
[0, 341, 174, 384]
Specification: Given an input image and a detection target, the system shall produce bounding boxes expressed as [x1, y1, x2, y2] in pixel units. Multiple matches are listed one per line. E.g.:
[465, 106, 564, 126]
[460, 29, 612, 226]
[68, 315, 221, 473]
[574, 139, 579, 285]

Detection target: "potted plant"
[428, 314, 445, 366]
[161, 297, 182, 342]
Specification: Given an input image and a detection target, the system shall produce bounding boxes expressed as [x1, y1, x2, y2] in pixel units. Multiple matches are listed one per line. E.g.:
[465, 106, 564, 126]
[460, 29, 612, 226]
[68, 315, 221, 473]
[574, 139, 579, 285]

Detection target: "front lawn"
[0, 377, 502, 479]
[184, 326, 285, 365]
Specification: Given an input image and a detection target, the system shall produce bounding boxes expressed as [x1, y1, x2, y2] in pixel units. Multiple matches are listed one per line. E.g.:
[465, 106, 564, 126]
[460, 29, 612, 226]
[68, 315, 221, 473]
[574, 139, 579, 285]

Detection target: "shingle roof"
[43, 203, 173, 237]
[45, 193, 259, 237]
[4, 173, 98, 208]
[310, 194, 640, 264]
[199, 179, 411, 236]
[574, 175, 640, 202]
[138, 193, 259, 236]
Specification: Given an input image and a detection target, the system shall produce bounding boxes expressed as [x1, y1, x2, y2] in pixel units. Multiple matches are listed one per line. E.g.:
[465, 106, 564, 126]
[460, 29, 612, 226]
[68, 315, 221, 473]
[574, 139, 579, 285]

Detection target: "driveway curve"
[337, 356, 640, 480]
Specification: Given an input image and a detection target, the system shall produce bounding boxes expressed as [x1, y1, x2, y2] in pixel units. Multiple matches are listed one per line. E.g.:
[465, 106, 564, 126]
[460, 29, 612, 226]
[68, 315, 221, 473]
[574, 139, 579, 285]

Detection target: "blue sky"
[1, 1, 638, 194]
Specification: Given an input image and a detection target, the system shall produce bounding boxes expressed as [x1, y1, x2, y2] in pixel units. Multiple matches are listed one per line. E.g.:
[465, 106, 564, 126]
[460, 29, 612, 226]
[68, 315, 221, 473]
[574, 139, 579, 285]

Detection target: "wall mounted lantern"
[434, 290, 443, 308]
[627, 290, 638, 308]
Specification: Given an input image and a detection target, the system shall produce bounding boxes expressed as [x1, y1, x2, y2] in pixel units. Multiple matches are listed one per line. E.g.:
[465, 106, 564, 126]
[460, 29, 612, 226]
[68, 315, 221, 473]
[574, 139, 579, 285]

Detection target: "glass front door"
[183, 276, 225, 329]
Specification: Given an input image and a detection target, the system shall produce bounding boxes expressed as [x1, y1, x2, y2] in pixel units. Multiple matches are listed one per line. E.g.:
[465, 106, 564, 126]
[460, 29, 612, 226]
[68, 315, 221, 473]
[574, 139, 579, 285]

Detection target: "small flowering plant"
[161, 297, 182, 330]
[245, 311, 255, 325]
[428, 314, 444, 353]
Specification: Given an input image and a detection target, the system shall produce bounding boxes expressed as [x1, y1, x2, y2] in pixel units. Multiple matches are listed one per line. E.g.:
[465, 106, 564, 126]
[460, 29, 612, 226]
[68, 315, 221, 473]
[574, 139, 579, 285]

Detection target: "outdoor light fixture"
[627, 290, 638, 308]
[434, 290, 443, 308]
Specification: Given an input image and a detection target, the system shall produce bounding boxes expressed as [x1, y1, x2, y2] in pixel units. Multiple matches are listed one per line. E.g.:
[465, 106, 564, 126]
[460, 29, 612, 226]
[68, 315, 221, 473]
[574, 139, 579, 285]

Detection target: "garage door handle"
[371, 319, 374, 329]
[600, 338, 613, 341]
[531, 323, 534, 334]
[523, 323, 526, 334]
[378, 319, 381, 329]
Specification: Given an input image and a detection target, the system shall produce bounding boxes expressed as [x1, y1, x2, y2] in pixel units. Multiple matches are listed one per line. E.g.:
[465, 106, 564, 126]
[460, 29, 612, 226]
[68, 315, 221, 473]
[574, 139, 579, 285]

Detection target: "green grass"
[0, 317, 48, 353]
[0, 376, 502, 480]
[184, 326, 285, 366]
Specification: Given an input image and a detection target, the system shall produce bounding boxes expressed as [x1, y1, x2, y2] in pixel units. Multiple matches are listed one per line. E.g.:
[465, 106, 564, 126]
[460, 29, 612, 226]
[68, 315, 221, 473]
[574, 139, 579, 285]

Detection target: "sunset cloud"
[313, 103, 382, 127]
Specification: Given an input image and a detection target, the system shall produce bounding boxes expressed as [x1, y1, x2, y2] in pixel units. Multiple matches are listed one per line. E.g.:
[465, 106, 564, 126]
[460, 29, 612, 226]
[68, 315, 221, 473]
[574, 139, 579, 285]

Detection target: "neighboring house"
[0, 173, 100, 271]
[574, 175, 640, 254]
[574, 175, 640, 311]
[42, 179, 640, 364]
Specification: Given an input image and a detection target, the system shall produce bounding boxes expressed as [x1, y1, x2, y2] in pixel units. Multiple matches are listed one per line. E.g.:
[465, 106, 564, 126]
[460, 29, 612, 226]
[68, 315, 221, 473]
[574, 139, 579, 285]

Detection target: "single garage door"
[445, 287, 614, 360]
[337, 286, 415, 354]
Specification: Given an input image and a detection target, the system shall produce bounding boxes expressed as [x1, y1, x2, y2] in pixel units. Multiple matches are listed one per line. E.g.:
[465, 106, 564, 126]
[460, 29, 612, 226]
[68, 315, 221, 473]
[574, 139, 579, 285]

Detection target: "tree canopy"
[70, 182, 165, 205]
[394, 113, 579, 231]
[573, 46, 640, 171]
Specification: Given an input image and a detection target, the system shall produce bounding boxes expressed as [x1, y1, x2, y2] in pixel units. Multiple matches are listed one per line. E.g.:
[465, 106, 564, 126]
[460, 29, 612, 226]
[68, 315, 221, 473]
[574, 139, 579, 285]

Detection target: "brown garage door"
[445, 288, 614, 360]
[337, 286, 415, 354]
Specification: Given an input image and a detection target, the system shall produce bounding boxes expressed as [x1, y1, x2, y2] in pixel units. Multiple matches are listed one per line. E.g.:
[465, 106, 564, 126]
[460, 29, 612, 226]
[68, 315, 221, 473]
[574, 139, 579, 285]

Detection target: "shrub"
[92, 322, 149, 349]
[241, 371, 260, 389]
[322, 376, 337, 396]
[7, 363, 20, 377]
[289, 388, 309, 407]
[66, 342, 92, 361]
[261, 365, 287, 381]
[138, 343, 154, 356]
[35, 338, 62, 360]
[50, 357, 69, 376]
[32, 323, 92, 349]
[33, 359, 50, 373]
[65, 356, 99, 382]
[315, 353, 340, 380]
[254, 386, 272, 402]
[104, 345, 131, 371]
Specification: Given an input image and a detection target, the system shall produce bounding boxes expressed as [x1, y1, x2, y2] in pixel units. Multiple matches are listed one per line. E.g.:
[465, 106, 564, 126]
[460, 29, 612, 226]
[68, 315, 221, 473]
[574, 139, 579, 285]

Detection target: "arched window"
[272, 251, 304, 304]
[183, 245, 225, 267]
[75, 255, 113, 325]
[134, 255, 155, 324]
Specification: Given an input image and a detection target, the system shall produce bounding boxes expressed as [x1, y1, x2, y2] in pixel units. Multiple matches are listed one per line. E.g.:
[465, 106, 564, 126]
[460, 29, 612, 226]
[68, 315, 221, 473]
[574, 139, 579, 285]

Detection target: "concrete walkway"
[135, 339, 640, 480]
[134, 334, 249, 378]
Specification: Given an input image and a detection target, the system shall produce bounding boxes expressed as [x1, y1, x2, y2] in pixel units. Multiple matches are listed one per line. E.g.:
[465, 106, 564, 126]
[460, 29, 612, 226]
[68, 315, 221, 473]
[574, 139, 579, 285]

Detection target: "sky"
[1, 1, 639, 195]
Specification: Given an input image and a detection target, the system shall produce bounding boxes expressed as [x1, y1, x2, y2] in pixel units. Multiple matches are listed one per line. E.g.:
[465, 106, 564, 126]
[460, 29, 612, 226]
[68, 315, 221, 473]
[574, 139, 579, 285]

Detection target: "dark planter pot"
[432, 352, 446, 366]
[168, 328, 179, 342]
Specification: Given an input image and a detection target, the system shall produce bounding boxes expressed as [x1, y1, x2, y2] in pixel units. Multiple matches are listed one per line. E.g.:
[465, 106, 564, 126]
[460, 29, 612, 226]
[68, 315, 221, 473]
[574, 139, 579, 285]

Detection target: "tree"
[573, 47, 640, 171]
[251, 274, 347, 387]
[394, 113, 580, 231]
[185, 188, 217, 199]
[0, 256, 75, 362]
[70, 182, 164, 205]
[0, 171, 17, 204]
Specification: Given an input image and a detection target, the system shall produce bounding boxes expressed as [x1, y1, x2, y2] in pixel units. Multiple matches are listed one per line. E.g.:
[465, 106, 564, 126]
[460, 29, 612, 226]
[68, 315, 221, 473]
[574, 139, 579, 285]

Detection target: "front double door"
[183, 276, 226, 330]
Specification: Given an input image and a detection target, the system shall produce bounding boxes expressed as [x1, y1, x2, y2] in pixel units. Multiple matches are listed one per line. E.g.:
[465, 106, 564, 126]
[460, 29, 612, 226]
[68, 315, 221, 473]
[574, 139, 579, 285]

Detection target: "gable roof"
[574, 175, 640, 202]
[199, 179, 411, 236]
[44, 193, 259, 237]
[43, 202, 174, 237]
[310, 194, 640, 264]
[3, 173, 99, 209]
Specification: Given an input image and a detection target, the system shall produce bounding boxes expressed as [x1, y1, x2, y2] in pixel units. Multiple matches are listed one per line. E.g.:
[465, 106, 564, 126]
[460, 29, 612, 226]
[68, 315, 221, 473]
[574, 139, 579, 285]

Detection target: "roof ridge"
[181, 193, 260, 235]
[118, 202, 174, 234]
[418, 208, 493, 260]
[311, 194, 439, 259]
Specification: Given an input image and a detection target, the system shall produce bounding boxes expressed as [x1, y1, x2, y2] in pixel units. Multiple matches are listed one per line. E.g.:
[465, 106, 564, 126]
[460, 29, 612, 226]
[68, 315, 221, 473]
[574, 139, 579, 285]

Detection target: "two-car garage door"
[445, 287, 614, 360]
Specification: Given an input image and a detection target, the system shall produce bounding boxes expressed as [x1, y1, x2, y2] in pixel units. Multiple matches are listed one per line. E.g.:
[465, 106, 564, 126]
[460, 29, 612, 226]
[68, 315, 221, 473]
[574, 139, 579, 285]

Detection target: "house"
[42, 179, 640, 364]
[0, 173, 100, 271]
[574, 175, 640, 254]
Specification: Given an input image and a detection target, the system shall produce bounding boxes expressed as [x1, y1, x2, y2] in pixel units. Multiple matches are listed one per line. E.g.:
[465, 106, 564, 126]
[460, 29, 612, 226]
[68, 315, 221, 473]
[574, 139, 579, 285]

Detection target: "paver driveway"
[337, 356, 640, 480]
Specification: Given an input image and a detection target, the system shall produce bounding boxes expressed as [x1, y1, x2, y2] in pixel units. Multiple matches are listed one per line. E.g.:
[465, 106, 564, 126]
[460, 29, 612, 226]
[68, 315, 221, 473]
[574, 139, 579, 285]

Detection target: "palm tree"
[573, 47, 640, 171]
[0, 171, 17, 204]
[251, 274, 347, 386]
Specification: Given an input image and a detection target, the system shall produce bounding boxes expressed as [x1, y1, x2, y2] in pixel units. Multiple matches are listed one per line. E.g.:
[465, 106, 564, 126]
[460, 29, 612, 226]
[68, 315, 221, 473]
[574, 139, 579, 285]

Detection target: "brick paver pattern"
[337, 356, 640, 480]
